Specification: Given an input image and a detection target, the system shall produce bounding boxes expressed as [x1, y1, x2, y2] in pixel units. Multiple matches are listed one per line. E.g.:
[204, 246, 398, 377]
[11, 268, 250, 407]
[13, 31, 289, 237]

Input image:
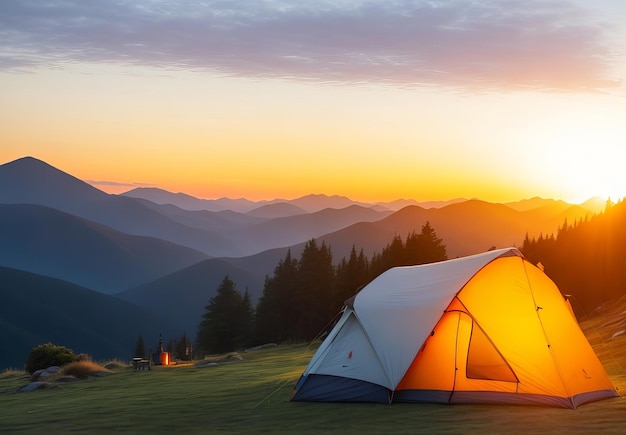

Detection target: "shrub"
[75, 353, 92, 362]
[25, 343, 78, 374]
[0, 368, 26, 379]
[60, 361, 110, 379]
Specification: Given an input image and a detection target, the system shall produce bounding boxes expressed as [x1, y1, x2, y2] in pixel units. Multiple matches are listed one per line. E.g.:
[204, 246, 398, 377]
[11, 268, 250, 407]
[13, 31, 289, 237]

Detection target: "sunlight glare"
[535, 125, 625, 203]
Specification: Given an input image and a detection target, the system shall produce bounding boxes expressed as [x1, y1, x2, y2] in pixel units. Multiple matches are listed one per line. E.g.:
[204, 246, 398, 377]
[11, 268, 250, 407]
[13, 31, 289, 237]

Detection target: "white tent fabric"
[353, 248, 520, 389]
[310, 311, 391, 388]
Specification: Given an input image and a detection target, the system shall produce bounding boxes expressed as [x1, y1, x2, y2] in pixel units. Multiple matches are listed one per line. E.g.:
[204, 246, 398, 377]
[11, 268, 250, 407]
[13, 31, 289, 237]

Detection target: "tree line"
[521, 198, 626, 315]
[195, 222, 447, 356]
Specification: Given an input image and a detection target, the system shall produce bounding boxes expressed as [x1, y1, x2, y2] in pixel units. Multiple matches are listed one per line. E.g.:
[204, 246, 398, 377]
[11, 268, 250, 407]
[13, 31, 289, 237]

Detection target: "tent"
[291, 248, 618, 408]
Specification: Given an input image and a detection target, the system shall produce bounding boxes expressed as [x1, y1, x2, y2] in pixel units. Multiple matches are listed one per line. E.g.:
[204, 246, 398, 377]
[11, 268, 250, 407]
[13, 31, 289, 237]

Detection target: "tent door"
[453, 313, 518, 393]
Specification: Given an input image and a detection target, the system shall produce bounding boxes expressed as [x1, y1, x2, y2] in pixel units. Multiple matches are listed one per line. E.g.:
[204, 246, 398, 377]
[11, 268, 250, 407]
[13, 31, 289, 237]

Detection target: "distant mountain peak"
[289, 193, 372, 212]
[2, 155, 75, 178]
[297, 193, 351, 200]
[0, 156, 108, 204]
[246, 202, 307, 218]
[579, 196, 609, 214]
[124, 187, 199, 201]
[4, 155, 56, 170]
[121, 187, 260, 212]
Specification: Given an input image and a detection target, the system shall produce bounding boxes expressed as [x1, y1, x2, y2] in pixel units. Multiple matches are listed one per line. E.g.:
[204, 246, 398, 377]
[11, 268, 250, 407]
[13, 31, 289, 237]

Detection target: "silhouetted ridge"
[0, 156, 109, 203]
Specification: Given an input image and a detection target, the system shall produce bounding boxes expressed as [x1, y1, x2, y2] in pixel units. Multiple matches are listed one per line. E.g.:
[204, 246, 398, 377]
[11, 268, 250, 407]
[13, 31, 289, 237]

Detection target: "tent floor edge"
[571, 389, 620, 408]
[291, 374, 391, 403]
[393, 389, 452, 404]
[394, 389, 619, 408]
[450, 391, 574, 408]
[450, 391, 615, 408]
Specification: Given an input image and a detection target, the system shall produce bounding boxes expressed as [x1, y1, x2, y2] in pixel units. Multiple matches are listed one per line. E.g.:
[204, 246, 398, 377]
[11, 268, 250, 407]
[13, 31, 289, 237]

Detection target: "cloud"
[86, 180, 155, 188]
[0, 0, 620, 91]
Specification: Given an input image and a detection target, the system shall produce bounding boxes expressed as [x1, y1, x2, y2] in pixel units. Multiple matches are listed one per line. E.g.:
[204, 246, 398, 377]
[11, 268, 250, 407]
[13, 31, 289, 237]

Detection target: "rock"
[245, 343, 277, 352]
[224, 352, 243, 361]
[18, 382, 54, 392]
[38, 371, 53, 380]
[31, 366, 61, 381]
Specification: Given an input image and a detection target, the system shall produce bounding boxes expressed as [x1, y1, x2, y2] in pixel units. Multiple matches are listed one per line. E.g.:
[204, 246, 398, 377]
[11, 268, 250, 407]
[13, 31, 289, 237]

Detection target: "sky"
[1, 0, 625, 204]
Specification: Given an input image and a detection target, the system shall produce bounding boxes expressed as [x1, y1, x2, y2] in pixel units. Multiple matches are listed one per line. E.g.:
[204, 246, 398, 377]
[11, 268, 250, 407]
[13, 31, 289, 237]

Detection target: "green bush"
[25, 343, 78, 374]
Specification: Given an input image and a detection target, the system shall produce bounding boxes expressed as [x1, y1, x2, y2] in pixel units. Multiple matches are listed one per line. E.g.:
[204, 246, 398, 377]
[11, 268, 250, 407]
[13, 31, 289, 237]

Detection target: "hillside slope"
[116, 258, 266, 339]
[0, 267, 175, 370]
[0, 204, 208, 294]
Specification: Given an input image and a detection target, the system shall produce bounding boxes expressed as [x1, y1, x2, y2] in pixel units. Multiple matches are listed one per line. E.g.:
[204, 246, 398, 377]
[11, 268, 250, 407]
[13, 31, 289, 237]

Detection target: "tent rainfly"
[291, 247, 618, 408]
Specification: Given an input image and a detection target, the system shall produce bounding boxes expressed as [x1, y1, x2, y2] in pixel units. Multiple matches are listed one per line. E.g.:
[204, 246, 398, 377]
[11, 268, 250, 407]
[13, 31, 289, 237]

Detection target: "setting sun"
[529, 120, 626, 203]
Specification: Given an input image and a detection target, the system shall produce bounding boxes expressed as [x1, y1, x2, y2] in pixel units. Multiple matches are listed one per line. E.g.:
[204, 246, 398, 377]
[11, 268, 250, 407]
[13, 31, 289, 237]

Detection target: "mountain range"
[120, 187, 454, 213]
[0, 156, 606, 369]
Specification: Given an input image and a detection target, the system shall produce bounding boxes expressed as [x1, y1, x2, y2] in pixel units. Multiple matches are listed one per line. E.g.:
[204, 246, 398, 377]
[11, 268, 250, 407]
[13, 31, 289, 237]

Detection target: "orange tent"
[292, 248, 618, 408]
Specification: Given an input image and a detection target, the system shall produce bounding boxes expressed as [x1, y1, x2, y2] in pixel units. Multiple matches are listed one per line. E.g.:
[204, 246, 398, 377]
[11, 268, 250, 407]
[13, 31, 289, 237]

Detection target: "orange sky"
[1, 1, 625, 204]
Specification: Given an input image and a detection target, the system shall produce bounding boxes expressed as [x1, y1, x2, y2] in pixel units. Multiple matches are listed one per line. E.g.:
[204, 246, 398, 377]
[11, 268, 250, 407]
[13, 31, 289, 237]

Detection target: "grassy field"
[2, 306, 626, 434]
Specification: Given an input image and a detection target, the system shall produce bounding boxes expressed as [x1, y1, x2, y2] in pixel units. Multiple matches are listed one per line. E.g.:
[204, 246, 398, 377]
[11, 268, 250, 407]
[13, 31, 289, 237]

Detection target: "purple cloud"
[86, 180, 155, 188]
[0, 0, 620, 91]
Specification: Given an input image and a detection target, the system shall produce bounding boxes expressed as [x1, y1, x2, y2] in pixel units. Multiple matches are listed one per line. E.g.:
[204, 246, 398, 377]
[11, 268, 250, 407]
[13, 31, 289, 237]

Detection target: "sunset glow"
[1, 1, 625, 204]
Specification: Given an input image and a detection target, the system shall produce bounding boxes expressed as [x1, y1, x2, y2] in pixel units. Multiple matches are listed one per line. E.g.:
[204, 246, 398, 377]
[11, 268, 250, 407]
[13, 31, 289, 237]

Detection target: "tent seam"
[521, 257, 575, 407]
[351, 309, 396, 391]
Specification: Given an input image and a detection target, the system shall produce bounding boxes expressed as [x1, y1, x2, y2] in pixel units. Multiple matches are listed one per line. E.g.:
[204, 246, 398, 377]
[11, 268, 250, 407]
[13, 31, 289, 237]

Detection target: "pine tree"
[370, 223, 447, 277]
[196, 276, 246, 356]
[237, 289, 255, 349]
[294, 239, 335, 340]
[414, 221, 447, 263]
[370, 235, 401, 278]
[134, 334, 145, 359]
[273, 249, 299, 340]
[254, 275, 279, 344]
[175, 332, 191, 361]
[255, 250, 299, 343]
[334, 245, 369, 308]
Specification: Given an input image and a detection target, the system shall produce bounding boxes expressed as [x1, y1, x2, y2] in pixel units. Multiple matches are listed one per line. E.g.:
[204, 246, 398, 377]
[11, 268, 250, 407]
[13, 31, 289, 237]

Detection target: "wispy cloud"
[0, 0, 620, 91]
[86, 180, 155, 188]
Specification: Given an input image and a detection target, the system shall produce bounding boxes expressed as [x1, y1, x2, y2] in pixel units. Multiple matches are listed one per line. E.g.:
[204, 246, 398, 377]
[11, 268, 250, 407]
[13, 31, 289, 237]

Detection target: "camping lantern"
[160, 351, 170, 366]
